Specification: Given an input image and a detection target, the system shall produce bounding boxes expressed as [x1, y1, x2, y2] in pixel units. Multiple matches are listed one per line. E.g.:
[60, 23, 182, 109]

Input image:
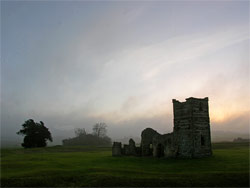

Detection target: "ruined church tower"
[172, 97, 212, 158]
[112, 97, 212, 158]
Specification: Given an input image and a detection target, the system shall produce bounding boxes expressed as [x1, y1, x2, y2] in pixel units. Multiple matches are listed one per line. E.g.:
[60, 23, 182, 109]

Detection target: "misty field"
[1, 142, 249, 187]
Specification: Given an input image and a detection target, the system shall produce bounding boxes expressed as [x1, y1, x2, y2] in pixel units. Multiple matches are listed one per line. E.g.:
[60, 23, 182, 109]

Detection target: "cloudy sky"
[1, 1, 249, 143]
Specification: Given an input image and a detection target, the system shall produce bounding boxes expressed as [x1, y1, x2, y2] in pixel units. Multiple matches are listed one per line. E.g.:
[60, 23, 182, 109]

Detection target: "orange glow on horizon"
[210, 110, 227, 123]
[210, 106, 249, 124]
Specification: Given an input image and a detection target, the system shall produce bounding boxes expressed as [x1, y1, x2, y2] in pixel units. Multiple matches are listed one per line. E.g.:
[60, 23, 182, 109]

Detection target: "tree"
[62, 123, 111, 146]
[17, 119, 53, 148]
[92, 122, 107, 137]
[74, 128, 87, 137]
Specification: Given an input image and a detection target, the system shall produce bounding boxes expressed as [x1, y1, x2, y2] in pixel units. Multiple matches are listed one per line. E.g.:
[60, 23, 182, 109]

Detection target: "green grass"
[1, 142, 249, 187]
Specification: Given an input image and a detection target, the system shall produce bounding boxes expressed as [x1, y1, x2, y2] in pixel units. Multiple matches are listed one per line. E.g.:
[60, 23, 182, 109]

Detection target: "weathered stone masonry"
[172, 97, 212, 158]
[112, 97, 212, 158]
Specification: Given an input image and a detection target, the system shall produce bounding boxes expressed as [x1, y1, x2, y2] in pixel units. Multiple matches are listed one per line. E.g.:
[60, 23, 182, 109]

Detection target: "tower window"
[201, 135, 205, 146]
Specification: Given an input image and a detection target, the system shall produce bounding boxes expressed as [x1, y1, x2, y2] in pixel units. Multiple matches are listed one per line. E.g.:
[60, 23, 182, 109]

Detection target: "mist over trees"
[92, 122, 107, 137]
[62, 123, 111, 146]
[74, 128, 87, 137]
[17, 119, 53, 148]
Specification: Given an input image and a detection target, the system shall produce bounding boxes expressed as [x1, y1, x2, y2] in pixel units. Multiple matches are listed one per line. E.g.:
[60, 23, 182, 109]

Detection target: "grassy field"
[1, 142, 249, 187]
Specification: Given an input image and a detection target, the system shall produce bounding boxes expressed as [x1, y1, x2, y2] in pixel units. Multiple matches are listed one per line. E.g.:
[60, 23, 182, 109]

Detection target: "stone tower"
[172, 97, 212, 158]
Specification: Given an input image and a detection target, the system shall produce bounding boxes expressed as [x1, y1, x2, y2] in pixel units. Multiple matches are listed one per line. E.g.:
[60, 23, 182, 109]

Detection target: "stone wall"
[122, 139, 139, 156]
[112, 139, 141, 156]
[112, 142, 122, 156]
[153, 133, 175, 158]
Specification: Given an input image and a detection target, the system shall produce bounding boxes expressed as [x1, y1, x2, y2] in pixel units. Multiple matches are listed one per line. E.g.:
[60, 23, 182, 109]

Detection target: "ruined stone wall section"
[141, 128, 160, 156]
[153, 133, 175, 158]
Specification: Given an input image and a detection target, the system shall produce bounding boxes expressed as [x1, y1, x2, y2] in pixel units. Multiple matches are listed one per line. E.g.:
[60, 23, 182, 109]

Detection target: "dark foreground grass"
[1, 142, 249, 187]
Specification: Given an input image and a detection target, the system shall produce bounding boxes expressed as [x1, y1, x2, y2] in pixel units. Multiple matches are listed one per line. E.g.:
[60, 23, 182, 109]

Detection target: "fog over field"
[1, 1, 249, 147]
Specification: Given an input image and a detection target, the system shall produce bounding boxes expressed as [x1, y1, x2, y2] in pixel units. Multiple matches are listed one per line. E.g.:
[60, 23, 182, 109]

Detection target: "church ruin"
[112, 97, 212, 158]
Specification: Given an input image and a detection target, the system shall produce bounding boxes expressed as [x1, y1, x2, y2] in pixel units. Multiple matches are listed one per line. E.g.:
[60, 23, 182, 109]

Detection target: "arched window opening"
[149, 143, 153, 155]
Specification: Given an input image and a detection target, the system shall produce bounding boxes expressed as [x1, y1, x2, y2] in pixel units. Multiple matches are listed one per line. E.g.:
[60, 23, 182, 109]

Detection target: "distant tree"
[62, 134, 111, 146]
[17, 119, 53, 148]
[92, 122, 107, 137]
[62, 123, 111, 146]
[74, 128, 87, 137]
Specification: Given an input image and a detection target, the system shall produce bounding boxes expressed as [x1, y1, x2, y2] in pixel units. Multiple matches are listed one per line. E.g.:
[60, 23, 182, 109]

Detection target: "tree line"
[62, 123, 111, 146]
[17, 119, 111, 148]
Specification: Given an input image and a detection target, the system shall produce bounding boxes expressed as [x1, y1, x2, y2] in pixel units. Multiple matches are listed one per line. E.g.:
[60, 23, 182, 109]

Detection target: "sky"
[1, 1, 249, 145]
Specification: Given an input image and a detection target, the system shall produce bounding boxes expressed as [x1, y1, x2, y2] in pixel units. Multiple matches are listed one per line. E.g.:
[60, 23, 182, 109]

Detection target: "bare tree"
[74, 128, 87, 137]
[92, 122, 107, 137]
